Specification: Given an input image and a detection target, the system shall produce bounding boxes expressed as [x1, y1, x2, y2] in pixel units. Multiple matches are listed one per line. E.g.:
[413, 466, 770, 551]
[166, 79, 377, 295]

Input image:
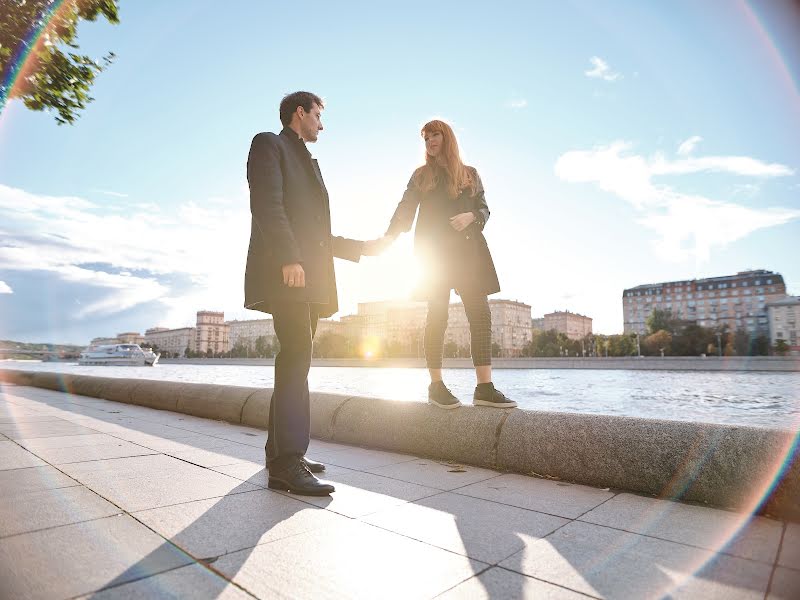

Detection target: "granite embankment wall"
[1, 368, 798, 521]
[161, 356, 800, 371]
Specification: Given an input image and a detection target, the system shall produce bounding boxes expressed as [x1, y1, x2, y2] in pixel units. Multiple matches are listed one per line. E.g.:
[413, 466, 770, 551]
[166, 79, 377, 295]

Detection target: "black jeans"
[424, 289, 492, 369]
[265, 302, 319, 469]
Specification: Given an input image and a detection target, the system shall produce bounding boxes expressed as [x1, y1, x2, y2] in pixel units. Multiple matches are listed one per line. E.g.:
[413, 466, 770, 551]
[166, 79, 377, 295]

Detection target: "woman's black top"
[385, 166, 500, 300]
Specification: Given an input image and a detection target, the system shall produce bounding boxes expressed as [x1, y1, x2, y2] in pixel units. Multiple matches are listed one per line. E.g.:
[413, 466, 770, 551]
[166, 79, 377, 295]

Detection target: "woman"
[383, 119, 516, 409]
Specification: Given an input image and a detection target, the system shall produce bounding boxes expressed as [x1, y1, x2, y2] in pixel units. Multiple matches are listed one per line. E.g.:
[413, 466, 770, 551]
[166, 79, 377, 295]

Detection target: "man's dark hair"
[279, 91, 324, 126]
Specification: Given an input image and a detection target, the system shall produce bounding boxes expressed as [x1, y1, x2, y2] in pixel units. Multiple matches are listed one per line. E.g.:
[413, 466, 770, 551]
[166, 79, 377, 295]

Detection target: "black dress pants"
[265, 301, 319, 469]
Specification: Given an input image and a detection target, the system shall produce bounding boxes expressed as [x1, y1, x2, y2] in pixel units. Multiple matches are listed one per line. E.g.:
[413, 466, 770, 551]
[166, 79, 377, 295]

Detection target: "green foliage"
[643, 330, 672, 356]
[313, 333, 349, 358]
[774, 339, 789, 356]
[646, 308, 678, 335]
[0, 0, 119, 124]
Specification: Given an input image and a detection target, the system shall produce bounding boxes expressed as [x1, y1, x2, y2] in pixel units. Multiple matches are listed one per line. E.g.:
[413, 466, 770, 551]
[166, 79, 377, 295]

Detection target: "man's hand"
[362, 235, 396, 256]
[282, 263, 305, 287]
[449, 212, 475, 232]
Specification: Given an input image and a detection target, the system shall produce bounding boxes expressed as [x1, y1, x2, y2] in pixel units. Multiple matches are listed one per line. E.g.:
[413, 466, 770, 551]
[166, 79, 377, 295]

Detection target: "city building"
[543, 311, 592, 340]
[227, 318, 275, 352]
[531, 317, 545, 331]
[195, 311, 229, 355]
[115, 332, 146, 345]
[89, 337, 120, 346]
[144, 327, 195, 357]
[343, 298, 532, 356]
[623, 269, 787, 336]
[443, 299, 532, 357]
[767, 296, 800, 355]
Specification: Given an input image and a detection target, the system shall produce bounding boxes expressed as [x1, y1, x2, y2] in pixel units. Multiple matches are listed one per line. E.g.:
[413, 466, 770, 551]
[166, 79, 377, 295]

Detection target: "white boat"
[78, 344, 160, 366]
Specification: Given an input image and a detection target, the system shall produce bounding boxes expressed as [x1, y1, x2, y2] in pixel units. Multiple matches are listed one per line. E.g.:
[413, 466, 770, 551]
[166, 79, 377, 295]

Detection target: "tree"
[646, 308, 678, 335]
[254, 336, 269, 358]
[1, 0, 120, 125]
[643, 330, 672, 356]
[774, 339, 789, 356]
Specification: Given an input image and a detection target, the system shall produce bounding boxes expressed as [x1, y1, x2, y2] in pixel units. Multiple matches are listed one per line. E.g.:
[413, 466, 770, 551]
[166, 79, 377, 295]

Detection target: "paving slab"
[768, 566, 800, 599]
[129, 433, 247, 453]
[166, 442, 264, 468]
[499, 520, 772, 599]
[213, 519, 485, 600]
[437, 566, 588, 599]
[0, 465, 79, 497]
[62, 468, 261, 512]
[365, 457, 502, 491]
[778, 522, 800, 568]
[455, 473, 614, 519]
[59, 453, 207, 481]
[75, 563, 252, 599]
[0, 514, 192, 600]
[0, 420, 100, 439]
[0, 414, 66, 424]
[25, 440, 158, 465]
[311, 445, 420, 470]
[17, 432, 128, 450]
[0, 484, 122, 537]
[276, 468, 441, 518]
[133, 489, 348, 559]
[580, 492, 783, 563]
[363, 491, 568, 564]
[0, 440, 46, 470]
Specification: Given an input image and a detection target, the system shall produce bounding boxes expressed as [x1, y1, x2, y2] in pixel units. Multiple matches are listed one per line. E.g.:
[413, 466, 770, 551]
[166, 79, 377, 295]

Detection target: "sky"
[1, 0, 799, 344]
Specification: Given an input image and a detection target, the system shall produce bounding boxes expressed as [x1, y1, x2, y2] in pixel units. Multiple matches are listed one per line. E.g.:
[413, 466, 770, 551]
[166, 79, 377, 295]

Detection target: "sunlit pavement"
[0, 384, 797, 599]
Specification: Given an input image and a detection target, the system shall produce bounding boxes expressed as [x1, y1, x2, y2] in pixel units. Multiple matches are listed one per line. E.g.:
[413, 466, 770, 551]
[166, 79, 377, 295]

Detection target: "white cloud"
[507, 98, 528, 109]
[677, 135, 702, 155]
[585, 56, 621, 81]
[554, 142, 799, 261]
[0, 183, 252, 325]
[0, 281, 12, 294]
[91, 189, 129, 198]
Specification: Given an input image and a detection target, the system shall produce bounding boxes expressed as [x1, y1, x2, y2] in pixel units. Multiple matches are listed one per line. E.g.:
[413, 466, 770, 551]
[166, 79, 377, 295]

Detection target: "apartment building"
[623, 269, 787, 335]
[543, 311, 593, 340]
[767, 296, 800, 355]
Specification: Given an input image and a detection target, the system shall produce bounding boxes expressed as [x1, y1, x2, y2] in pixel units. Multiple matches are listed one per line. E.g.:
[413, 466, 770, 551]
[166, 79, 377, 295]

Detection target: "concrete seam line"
[491, 411, 512, 469]
[329, 396, 357, 441]
[238, 388, 261, 424]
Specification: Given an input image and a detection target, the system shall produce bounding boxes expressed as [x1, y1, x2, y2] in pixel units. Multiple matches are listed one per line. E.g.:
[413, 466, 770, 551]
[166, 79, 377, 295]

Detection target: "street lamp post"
[716, 331, 722, 357]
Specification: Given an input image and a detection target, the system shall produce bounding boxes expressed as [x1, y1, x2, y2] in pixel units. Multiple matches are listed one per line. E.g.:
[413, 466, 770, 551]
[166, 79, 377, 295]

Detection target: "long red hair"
[414, 120, 476, 198]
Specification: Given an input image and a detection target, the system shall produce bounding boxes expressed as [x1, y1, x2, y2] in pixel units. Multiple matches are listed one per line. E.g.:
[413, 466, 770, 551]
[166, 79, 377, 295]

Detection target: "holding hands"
[362, 234, 396, 256]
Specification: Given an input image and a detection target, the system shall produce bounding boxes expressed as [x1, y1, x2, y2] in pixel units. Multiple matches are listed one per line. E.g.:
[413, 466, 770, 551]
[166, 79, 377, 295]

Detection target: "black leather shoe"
[265, 449, 326, 474]
[268, 459, 335, 496]
[302, 457, 326, 473]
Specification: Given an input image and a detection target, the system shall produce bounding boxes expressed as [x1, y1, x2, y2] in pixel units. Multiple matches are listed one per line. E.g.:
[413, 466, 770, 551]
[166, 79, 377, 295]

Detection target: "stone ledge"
[1, 368, 797, 521]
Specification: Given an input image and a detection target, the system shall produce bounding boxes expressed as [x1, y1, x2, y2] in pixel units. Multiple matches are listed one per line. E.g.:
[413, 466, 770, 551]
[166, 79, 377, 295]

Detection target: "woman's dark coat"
[385, 167, 500, 300]
[244, 127, 362, 318]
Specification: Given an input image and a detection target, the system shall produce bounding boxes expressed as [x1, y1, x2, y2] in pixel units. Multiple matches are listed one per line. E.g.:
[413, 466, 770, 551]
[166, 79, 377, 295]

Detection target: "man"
[245, 91, 386, 495]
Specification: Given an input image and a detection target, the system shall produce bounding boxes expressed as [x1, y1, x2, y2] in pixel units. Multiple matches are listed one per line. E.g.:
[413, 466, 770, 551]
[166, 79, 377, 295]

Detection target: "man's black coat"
[245, 127, 362, 318]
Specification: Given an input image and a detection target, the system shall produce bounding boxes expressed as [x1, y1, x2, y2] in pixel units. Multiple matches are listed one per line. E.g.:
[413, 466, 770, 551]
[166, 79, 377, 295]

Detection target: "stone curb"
[1, 368, 797, 521]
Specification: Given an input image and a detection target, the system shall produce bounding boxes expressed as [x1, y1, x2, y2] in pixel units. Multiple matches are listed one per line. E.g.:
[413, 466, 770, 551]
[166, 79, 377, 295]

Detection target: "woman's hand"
[362, 234, 396, 256]
[449, 212, 475, 232]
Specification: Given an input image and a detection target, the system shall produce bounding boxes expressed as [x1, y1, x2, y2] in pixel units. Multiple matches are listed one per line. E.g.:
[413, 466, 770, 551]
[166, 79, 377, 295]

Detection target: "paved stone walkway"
[0, 383, 797, 599]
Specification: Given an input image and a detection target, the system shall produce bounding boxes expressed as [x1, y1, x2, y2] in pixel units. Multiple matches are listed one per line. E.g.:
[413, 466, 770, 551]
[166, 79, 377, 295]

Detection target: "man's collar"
[280, 126, 309, 152]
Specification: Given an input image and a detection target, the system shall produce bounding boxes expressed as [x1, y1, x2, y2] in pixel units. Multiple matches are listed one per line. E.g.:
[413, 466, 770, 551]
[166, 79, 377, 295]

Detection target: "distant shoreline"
[156, 356, 800, 372]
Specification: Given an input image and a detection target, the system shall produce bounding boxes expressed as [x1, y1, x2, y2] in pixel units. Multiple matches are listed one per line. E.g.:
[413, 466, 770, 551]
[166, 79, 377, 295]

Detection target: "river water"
[4, 361, 799, 428]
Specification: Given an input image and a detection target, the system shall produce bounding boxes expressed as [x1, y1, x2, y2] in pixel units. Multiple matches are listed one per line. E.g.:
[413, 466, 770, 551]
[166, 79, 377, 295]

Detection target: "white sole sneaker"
[428, 398, 462, 409]
[473, 398, 517, 408]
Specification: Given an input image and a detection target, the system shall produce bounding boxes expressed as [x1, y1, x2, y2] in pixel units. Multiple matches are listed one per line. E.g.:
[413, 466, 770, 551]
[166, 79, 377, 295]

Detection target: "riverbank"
[2, 368, 798, 521]
[162, 355, 800, 372]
